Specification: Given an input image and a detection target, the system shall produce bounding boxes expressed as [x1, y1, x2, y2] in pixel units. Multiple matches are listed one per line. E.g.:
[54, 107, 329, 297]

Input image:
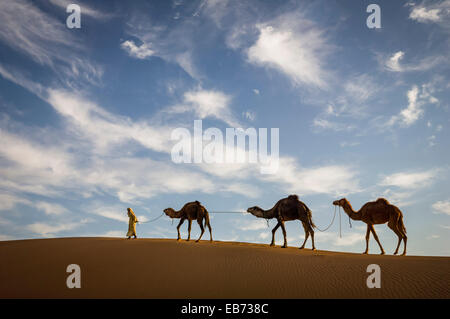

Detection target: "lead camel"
[333, 198, 407, 255]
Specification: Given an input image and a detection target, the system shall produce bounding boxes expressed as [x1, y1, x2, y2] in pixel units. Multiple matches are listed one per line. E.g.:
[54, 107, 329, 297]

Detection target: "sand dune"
[0, 237, 448, 298]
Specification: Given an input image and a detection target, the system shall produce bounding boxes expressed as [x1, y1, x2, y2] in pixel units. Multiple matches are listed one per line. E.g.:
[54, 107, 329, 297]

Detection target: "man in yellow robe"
[126, 208, 138, 239]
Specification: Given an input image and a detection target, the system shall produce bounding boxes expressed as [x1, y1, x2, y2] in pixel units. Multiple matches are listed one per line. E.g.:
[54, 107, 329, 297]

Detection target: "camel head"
[333, 198, 348, 207]
[163, 208, 177, 218]
[246, 206, 265, 218]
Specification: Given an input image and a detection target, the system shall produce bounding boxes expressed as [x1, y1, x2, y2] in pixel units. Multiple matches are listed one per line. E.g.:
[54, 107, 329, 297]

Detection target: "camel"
[333, 198, 407, 255]
[163, 201, 213, 242]
[247, 195, 316, 249]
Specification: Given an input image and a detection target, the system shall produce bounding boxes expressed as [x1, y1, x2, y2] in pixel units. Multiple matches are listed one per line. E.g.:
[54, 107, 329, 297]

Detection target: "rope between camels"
[137, 212, 165, 224]
[315, 205, 338, 232]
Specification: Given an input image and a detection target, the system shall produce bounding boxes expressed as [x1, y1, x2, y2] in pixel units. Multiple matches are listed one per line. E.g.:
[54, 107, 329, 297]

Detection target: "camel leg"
[176, 218, 185, 241]
[401, 233, 407, 256]
[280, 221, 288, 248]
[206, 220, 213, 241]
[187, 219, 192, 241]
[299, 222, 309, 249]
[196, 219, 205, 242]
[369, 225, 385, 255]
[388, 220, 403, 255]
[363, 224, 370, 254]
[309, 225, 316, 250]
[270, 222, 281, 246]
[398, 218, 407, 256]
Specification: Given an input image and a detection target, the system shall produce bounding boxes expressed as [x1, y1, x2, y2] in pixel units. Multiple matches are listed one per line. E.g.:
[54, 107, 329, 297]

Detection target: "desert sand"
[0, 237, 448, 298]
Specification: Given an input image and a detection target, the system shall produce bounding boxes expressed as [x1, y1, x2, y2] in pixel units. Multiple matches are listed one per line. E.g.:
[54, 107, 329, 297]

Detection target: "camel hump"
[194, 200, 201, 205]
[288, 194, 299, 201]
[376, 198, 390, 205]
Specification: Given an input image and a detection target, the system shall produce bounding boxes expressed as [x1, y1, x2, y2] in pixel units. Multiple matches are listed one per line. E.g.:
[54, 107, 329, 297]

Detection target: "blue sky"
[0, 0, 449, 256]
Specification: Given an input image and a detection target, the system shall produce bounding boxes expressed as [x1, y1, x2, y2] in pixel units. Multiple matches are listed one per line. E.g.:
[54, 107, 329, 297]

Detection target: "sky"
[0, 0, 449, 256]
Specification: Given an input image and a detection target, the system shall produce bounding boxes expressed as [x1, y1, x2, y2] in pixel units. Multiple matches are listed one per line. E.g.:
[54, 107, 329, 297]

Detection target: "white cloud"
[27, 219, 90, 237]
[379, 169, 438, 189]
[411, 7, 441, 22]
[35, 202, 68, 215]
[0, 193, 31, 210]
[264, 158, 360, 196]
[0, 128, 75, 196]
[1, 71, 363, 207]
[332, 233, 364, 247]
[90, 206, 131, 223]
[222, 183, 261, 198]
[246, 13, 329, 88]
[236, 219, 268, 231]
[123, 12, 202, 79]
[399, 85, 422, 125]
[165, 88, 240, 127]
[389, 84, 439, 127]
[408, 1, 450, 35]
[384, 51, 445, 73]
[312, 74, 379, 131]
[0, 0, 103, 85]
[258, 232, 269, 239]
[46, 89, 173, 153]
[378, 188, 416, 207]
[386, 51, 405, 72]
[432, 200, 450, 216]
[314, 231, 366, 247]
[121, 40, 155, 59]
[312, 118, 355, 132]
[49, 0, 114, 20]
[409, 3, 444, 23]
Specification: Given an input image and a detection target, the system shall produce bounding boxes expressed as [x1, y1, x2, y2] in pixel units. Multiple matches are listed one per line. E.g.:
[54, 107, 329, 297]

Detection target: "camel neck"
[342, 201, 360, 220]
[263, 206, 277, 219]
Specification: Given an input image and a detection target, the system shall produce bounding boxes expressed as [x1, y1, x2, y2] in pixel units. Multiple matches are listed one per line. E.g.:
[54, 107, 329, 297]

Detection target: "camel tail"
[203, 207, 211, 228]
[398, 213, 407, 234]
[392, 206, 407, 234]
[302, 203, 316, 229]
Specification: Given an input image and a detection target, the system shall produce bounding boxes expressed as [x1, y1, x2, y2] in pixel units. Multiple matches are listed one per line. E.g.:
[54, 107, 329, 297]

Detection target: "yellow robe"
[127, 209, 138, 237]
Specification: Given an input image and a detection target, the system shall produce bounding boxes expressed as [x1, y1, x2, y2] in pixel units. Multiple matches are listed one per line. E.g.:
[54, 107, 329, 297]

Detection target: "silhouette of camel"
[164, 201, 212, 242]
[333, 198, 407, 255]
[247, 195, 316, 249]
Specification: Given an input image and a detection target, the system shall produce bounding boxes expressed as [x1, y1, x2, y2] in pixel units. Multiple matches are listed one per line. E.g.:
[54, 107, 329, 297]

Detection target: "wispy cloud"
[120, 40, 155, 59]
[0, 0, 103, 86]
[235, 219, 268, 231]
[432, 200, 450, 215]
[0, 193, 31, 211]
[409, 1, 450, 25]
[384, 51, 446, 73]
[164, 88, 241, 127]
[388, 83, 439, 127]
[27, 219, 90, 237]
[312, 74, 380, 132]
[49, 0, 115, 20]
[35, 201, 68, 216]
[264, 158, 360, 196]
[379, 169, 438, 189]
[121, 9, 203, 80]
[246, 12, 330, 88]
